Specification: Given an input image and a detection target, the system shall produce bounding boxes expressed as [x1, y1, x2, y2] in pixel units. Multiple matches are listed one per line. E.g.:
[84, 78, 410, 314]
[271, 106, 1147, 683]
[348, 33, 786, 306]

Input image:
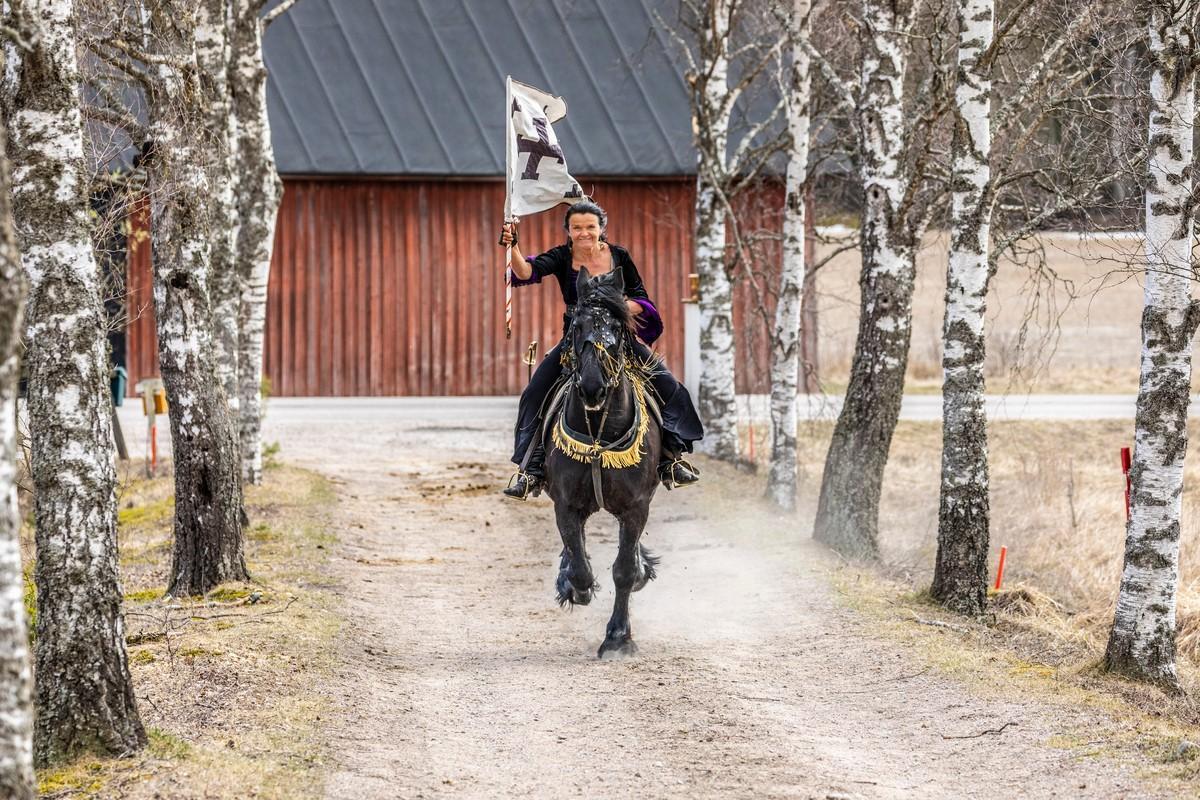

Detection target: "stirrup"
[503, 470, 543, 500]
[660, 457, 700, 490]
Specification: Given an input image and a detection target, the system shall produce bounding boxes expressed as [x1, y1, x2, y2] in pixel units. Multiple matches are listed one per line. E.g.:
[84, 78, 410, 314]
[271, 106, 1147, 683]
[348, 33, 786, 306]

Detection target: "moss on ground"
[33, 462, 339, 799]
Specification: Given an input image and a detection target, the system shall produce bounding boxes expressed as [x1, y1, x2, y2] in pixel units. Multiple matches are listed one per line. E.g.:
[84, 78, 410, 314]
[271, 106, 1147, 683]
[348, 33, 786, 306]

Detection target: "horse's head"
[570, 266, 629, 411]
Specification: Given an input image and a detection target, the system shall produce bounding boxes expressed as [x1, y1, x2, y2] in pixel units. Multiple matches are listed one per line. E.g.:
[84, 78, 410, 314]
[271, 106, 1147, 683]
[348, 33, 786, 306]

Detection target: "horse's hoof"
[597, 637, 638, 659]
[556, 575, 595, 608]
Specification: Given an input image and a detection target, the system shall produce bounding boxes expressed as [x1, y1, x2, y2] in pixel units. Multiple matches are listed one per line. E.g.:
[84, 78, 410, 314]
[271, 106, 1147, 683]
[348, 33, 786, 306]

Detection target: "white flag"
[505, 77, 583, 218]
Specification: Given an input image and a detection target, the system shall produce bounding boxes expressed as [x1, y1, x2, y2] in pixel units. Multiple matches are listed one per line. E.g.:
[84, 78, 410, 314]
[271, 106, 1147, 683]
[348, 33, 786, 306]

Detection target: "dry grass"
[811, 232, 1156, 394]
[739, 418, 1200, 729]
[701, 425, 1200, 789]
[30, 460, 339, 799]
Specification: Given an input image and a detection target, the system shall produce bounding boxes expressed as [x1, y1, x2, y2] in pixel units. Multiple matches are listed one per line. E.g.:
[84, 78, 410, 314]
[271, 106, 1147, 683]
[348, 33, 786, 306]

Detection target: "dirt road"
[265, 407, 1164, 799]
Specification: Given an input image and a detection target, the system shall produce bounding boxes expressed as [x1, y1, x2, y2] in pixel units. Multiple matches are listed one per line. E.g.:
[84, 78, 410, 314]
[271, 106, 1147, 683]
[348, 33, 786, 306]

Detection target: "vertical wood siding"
[124, 196, 159, 393]
[126, 177, 784, 396]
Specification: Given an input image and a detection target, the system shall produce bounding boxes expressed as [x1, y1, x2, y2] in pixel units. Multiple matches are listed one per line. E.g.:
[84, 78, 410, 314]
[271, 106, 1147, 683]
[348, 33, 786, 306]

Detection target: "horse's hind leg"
[598, 505, 650, 658]
[554, 504, 595, 607]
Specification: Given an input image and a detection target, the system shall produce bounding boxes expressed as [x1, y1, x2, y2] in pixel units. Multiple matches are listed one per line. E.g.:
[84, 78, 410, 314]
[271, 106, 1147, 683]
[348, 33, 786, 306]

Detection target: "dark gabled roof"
[262, 0, 698, 176]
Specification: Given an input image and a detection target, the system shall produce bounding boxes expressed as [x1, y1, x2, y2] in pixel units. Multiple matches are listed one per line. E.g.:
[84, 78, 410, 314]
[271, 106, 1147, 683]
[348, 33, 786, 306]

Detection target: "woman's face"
[568, 213, 604, 250]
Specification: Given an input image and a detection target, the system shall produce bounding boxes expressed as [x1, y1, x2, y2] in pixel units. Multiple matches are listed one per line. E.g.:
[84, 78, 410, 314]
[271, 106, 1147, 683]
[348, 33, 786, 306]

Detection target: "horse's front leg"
[598, 505, 650, 658]
[554, 504, 595, 607]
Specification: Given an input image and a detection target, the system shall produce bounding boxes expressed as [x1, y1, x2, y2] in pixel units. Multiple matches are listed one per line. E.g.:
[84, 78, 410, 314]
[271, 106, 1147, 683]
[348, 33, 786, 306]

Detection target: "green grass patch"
[263, 441, 282, 470]
[37, 758, 107, 796]
[124, 588, 163, 603]
[147, 729, 191, 760]
[207, 586, 252, 603]
[118, 496, 174, 529]
[177, 646, 222, 659]
[23, 567, 35, 641]
[130, 649, 156, 665]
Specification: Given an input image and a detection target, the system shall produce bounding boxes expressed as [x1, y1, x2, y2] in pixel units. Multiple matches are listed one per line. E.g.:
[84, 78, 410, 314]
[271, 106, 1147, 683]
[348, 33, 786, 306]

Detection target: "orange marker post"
[994, 546, 1007, 591]
[1120, 446, 1132, 522]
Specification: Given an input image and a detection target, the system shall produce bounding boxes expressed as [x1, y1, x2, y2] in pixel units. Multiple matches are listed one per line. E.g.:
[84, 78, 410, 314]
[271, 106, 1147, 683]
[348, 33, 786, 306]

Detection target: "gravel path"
[255, 407, 1163, 799]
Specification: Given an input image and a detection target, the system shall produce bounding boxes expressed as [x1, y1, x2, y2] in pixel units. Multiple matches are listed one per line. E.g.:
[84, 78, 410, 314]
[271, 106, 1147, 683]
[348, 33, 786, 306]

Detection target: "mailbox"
[110, 366, 127, 407]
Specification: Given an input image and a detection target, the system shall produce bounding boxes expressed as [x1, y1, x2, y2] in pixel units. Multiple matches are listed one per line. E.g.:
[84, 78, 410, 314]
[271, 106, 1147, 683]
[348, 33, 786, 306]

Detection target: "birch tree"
[931, 0, 1136, 613]
[232, 0, 289, 484]
[930, 0, 995, 616]
[8, 0, 145, 763]
[766, 0, 811, 510]
[1104, 0, 1197, 691]
[144, 0, 250, 596]
[198, 0, 242, 421]
[660, 0, 791, 463]
[687, 0, 740, 461]
[0, 44, 33, 797]
[811, 0, 945, 556]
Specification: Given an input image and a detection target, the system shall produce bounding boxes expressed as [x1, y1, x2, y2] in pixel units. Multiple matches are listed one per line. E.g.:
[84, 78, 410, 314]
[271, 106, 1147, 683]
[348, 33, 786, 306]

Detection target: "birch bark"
[9, 0, 145, 764]
[0, 62, 33, 795]
[931, 0, 994, 616]
[1104, 0, 1197, 690]
[766, 0, 811, 510]
[813, 0, 915, 557]
[693, 0, 739, 463]
[147, 1, 250, 597]
[231, 0, 283, 484]
[198, 0, 242, 419]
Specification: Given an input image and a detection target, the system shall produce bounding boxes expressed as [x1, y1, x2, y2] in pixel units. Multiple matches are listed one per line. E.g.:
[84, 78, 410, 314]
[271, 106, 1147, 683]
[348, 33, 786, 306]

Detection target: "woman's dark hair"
[563, 199, 608, 239]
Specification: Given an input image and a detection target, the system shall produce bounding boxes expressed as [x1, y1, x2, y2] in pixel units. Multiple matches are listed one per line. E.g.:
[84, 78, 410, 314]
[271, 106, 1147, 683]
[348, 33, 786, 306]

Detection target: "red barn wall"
[125, 177, 784, 397]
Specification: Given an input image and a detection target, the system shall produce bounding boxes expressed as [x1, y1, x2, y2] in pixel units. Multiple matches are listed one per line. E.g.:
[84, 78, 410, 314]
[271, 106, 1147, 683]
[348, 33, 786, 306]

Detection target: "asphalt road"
[109, 393, 1168, 462]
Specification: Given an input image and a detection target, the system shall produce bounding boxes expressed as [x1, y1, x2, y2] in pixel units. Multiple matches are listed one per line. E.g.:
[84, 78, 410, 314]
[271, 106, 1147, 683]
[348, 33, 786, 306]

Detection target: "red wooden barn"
[125, 0, 787, 397]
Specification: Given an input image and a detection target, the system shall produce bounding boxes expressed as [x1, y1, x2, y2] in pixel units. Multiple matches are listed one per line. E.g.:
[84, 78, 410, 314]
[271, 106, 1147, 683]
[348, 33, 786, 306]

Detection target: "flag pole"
[504, 75, 514, 340]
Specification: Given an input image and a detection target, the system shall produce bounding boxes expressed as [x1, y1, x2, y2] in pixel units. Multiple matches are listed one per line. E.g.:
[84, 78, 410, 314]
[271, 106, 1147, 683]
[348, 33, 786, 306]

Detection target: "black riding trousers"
[511, 341, 704, 465]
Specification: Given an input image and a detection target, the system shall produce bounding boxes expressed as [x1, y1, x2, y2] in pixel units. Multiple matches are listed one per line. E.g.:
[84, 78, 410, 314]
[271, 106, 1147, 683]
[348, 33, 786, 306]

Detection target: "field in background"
[782, 419, 1200, 671]
[810, 232, 1149, 394]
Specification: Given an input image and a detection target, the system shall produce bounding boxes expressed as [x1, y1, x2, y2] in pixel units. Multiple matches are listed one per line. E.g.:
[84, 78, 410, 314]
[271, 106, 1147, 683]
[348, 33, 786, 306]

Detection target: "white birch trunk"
[694, 0, 739, 462]
[232, 0, 283, 484]
[1104, 0, 1198, 690]
[813, 0, 915, 556]
[931, 0, 994, 615]
[198, 0, 242, 417]
[766, 0, 811, 510]
[0, 83, 33, 797]
[9, 0, 145, 764]
[148, 1, 250, 597]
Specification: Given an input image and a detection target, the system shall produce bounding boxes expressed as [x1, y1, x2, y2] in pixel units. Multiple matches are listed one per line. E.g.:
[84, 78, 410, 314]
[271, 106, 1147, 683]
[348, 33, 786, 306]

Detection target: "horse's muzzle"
[582, 386, 608, 412]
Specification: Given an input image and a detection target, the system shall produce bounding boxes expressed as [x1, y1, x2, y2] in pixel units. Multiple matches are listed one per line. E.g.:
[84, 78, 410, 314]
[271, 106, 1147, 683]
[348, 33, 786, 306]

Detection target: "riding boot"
[658, 431, 700, 490]
[504, 439, 546, 500]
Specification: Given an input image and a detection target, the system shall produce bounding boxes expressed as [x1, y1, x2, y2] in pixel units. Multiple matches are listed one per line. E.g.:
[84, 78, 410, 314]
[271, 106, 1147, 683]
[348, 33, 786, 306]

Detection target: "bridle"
[556, 301, 644, 507]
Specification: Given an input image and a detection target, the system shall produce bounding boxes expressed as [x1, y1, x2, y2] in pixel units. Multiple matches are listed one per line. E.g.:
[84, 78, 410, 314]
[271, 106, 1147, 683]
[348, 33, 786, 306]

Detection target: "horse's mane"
[578, 279, 632, 327]
[576, 278, 661, 380]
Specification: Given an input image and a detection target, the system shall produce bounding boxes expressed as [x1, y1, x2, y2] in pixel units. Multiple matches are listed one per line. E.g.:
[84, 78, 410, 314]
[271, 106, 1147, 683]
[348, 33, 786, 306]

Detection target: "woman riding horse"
[501, 200, 702, 499]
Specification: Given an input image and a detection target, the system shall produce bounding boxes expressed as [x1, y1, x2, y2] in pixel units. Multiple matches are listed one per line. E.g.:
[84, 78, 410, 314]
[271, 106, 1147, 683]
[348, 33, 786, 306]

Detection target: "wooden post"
[800, 186, 819, 392]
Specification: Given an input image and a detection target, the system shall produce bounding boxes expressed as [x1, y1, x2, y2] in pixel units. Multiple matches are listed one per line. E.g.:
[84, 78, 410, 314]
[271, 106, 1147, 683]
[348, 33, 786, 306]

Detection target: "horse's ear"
[609, 264, 625, 295]
[576, 266, 592, 299]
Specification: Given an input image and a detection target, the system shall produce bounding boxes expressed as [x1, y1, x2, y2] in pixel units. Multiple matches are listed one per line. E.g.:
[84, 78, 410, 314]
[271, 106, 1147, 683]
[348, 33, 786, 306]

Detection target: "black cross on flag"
[506, 77, 583, 218]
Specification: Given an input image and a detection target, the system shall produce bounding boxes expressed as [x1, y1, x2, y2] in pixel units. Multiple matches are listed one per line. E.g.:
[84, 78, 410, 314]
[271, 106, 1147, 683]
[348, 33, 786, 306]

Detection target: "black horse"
[544, 266, 662, 658]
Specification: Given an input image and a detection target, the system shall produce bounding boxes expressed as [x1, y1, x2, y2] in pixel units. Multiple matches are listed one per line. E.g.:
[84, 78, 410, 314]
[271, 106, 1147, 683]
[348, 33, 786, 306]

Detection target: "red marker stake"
[1120, 446, 1132, 522]
[994, 546, 1007, 591]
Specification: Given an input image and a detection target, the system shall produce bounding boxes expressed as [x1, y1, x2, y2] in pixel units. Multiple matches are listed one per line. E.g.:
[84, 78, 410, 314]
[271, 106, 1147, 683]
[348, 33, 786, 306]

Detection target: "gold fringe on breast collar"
[551, 373, 650, 469]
